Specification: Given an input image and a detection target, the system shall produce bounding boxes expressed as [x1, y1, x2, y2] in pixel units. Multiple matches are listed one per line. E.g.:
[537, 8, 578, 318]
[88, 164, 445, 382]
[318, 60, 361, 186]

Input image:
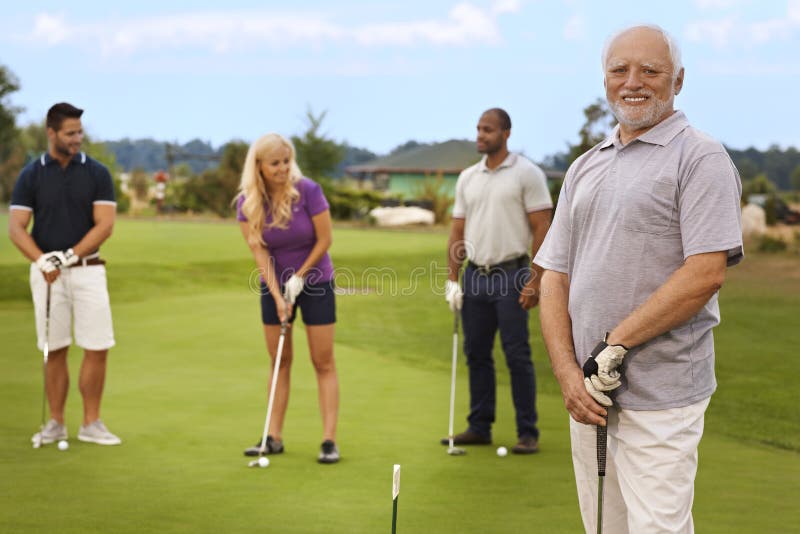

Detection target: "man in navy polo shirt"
[9, 102, 122, 446]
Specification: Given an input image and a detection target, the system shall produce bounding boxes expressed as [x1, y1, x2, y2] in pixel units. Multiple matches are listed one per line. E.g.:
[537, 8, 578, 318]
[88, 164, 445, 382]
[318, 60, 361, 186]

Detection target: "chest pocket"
[621, 178, 677, 235]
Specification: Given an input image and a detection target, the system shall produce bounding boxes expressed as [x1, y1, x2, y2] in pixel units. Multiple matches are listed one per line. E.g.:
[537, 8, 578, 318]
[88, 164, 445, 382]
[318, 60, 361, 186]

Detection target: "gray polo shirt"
[534, 111, 743, 410]
[453, 153, 552, 266]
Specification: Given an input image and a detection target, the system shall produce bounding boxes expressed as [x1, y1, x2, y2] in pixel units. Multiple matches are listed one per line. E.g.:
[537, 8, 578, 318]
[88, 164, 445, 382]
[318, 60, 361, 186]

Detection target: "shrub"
[412, 172, 453, 224]
[764, 196, 778, 226]
[757, 235, 788, 253]
[114, 176, 130, 213]
[318, 177, 386, 220]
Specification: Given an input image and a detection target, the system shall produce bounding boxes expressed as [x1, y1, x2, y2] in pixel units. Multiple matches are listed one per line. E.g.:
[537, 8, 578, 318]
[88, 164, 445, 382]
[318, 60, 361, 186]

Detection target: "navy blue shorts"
[260, 280, 336, 326]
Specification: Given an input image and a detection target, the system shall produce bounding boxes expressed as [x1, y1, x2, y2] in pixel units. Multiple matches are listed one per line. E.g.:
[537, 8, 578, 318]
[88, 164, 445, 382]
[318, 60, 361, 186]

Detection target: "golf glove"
[35, 251, 67, 274]
[62, 248, 80, 268]
[582, 337, 628, 407]
[445, 280, 463, 312]
[283, 274, 304, 305]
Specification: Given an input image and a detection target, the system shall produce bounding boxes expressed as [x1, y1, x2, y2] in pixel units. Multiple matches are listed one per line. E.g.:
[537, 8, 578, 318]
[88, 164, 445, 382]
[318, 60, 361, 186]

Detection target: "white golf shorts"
[30, 263, 115, 352]
[570, 397, 710, 534]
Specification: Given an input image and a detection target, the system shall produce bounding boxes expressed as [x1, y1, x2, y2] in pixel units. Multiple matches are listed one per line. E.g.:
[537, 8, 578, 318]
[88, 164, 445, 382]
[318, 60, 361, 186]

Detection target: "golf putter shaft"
[35, 283, 52, 449]
[258, 303, 289, 457]
[448, 312, 459, 449]
[596, 414, 608, 534]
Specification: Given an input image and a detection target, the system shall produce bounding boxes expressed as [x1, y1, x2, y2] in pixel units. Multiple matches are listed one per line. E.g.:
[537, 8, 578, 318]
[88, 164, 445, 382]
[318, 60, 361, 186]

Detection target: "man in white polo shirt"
[442, 108, 552, 454]
[9, 102, 122, 446]
[536, 25, 743, 532]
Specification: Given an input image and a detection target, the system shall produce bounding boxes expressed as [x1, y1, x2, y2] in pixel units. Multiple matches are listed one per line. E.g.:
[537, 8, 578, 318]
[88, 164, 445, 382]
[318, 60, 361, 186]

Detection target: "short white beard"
[609, 94, 673, 132]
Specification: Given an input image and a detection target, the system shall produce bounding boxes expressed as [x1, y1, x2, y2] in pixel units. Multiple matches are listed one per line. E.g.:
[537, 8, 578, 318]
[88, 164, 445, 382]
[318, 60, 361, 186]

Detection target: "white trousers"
[570, 397, 710, 534]
[30, 263, 115, 351]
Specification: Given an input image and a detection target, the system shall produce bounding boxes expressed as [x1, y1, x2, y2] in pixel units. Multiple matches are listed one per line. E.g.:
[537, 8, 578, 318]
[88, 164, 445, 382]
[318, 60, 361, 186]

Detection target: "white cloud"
[748, 18, 795, 43]
[686, 2, 800, 48]
[563, 13, 586, 41]
[693, 0, 742, 9]
[685, 17, 737, 47]
[22, 4, 512, 56]
[491, 0, 522, 15]
[696, 59, 800, 75]
[32, 13, 69, 45]
[354, 3, 500, 46]
[789, 0, 800, 21]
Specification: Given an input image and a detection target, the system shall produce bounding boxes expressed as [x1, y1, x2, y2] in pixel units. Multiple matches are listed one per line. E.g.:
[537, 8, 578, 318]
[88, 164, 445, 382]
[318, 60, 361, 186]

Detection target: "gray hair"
[601, 24, 683, 80]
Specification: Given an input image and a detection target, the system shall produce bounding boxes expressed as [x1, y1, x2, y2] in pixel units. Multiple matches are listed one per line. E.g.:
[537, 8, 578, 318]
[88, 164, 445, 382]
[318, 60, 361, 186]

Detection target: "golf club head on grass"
[32, 435, 42, 449]
[447, 446, 466, 456]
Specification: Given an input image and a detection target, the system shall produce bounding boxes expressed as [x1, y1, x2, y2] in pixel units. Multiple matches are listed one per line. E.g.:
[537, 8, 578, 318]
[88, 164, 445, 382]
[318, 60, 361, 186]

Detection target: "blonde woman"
[236, 133, 339, 463]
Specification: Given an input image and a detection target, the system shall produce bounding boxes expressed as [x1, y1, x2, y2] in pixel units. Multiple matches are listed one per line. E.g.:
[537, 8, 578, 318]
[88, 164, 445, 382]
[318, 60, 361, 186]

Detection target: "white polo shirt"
[453, 153, 552, 266]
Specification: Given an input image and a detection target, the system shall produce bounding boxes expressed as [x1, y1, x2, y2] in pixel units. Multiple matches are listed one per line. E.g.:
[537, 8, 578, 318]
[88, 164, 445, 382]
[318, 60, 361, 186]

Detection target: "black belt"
[467, 255, 529, 274]
[69, 257, 105, 268]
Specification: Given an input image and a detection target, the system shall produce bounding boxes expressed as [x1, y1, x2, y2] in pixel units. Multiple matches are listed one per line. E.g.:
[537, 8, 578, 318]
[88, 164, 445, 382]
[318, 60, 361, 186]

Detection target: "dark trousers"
[461, 265, 538, 439]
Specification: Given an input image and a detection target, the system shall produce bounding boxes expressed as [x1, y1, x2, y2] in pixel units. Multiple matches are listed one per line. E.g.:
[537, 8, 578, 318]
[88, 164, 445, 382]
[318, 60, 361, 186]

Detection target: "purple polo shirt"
[237, 177, 334, 285]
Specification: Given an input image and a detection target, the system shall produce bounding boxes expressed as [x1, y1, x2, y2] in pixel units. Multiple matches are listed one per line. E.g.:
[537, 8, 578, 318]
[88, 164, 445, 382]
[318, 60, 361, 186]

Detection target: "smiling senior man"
[535, 25, 743, 533]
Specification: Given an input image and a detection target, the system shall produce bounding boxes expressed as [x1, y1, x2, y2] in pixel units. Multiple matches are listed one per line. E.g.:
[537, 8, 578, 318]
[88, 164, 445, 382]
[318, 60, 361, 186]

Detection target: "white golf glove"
[283, 274, 304, 305]
[582, 338, 628, 407]
[35, 251, 67, 274]
[445, 280, 463, 312]
[62, 248, 80, 267]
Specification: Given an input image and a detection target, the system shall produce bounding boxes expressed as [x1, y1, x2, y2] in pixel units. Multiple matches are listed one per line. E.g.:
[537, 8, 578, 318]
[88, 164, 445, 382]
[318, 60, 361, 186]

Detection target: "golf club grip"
[596, 422, 608, 477]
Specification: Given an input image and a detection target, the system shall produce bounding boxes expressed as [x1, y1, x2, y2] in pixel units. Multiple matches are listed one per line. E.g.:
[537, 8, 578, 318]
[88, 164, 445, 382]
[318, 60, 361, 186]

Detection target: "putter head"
[32, 435, 42, 449]
[447, 447, 466, 456]
[247, 460, 259, 468]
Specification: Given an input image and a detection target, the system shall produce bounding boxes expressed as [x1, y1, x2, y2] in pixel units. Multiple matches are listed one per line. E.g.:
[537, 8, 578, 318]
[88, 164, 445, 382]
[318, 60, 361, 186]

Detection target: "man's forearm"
[9, 226, 41, 262]
[447, 219, 466, 281]
[70, 205, 116, 258]
[526, 210, 551, 292]
[71, 222, 114, 258]
[539, 270, 578, 381]
[8, 211, 42, 262]
[607, 252, 727, 348]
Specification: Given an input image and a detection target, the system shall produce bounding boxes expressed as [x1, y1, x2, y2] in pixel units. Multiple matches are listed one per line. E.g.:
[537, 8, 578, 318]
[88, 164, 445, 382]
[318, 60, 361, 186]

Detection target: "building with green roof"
[345, 139, 563, 201]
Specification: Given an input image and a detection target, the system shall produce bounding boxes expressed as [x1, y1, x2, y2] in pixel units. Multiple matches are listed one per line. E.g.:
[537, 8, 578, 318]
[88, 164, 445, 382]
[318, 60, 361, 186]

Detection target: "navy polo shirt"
[10, 152, 116, 252]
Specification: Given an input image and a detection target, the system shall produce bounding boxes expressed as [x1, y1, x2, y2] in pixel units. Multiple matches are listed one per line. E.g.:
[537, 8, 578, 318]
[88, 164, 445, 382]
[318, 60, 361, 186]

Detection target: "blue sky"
[2, 0, 799, 161]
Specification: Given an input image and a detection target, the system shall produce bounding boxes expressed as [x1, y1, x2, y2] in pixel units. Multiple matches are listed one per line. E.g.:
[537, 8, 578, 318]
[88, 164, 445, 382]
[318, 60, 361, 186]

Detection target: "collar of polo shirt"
[600, 111, 689, 151]
[479, 152, 517, 173]
[40, 152, 87, 166]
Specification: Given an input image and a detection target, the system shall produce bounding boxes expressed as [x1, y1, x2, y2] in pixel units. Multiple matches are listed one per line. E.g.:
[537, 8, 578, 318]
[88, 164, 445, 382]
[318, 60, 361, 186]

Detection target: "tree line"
[2, 65, 799, 219]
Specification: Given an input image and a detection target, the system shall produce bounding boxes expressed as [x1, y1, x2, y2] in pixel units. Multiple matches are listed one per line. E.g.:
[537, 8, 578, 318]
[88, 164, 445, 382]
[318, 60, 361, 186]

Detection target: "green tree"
[0, 64, 21, 201]
[567, 98, 616, 165]
[735, 157, 759, 183]
[84, 136, 128, 213]
[743, 173, 777, 196]
[179, 141, 247, 217]
[0, 64, 20, 152]
[790, 164, 800, 192]
[291, 108, 344, 180]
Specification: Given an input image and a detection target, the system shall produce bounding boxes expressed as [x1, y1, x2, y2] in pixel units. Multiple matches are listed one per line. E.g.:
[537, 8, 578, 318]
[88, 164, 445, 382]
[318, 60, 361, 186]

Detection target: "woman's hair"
[238, 133, 302, 246]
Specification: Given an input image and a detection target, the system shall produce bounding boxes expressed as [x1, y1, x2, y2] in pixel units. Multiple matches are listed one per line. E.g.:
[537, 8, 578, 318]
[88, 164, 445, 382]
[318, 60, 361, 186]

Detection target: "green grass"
[1, 214, 798, 532]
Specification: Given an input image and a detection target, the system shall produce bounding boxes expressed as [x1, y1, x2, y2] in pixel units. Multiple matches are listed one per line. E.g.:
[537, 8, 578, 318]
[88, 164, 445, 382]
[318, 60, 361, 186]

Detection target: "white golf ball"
[496, 446, 508, 457]
[58, 440, 69, 451]
[257, 456, 270, 468]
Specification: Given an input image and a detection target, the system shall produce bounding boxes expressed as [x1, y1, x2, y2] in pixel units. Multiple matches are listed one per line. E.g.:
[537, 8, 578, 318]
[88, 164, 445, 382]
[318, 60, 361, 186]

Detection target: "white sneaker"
[78, 420, 122, 445]
[31, 419, 67, 444]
